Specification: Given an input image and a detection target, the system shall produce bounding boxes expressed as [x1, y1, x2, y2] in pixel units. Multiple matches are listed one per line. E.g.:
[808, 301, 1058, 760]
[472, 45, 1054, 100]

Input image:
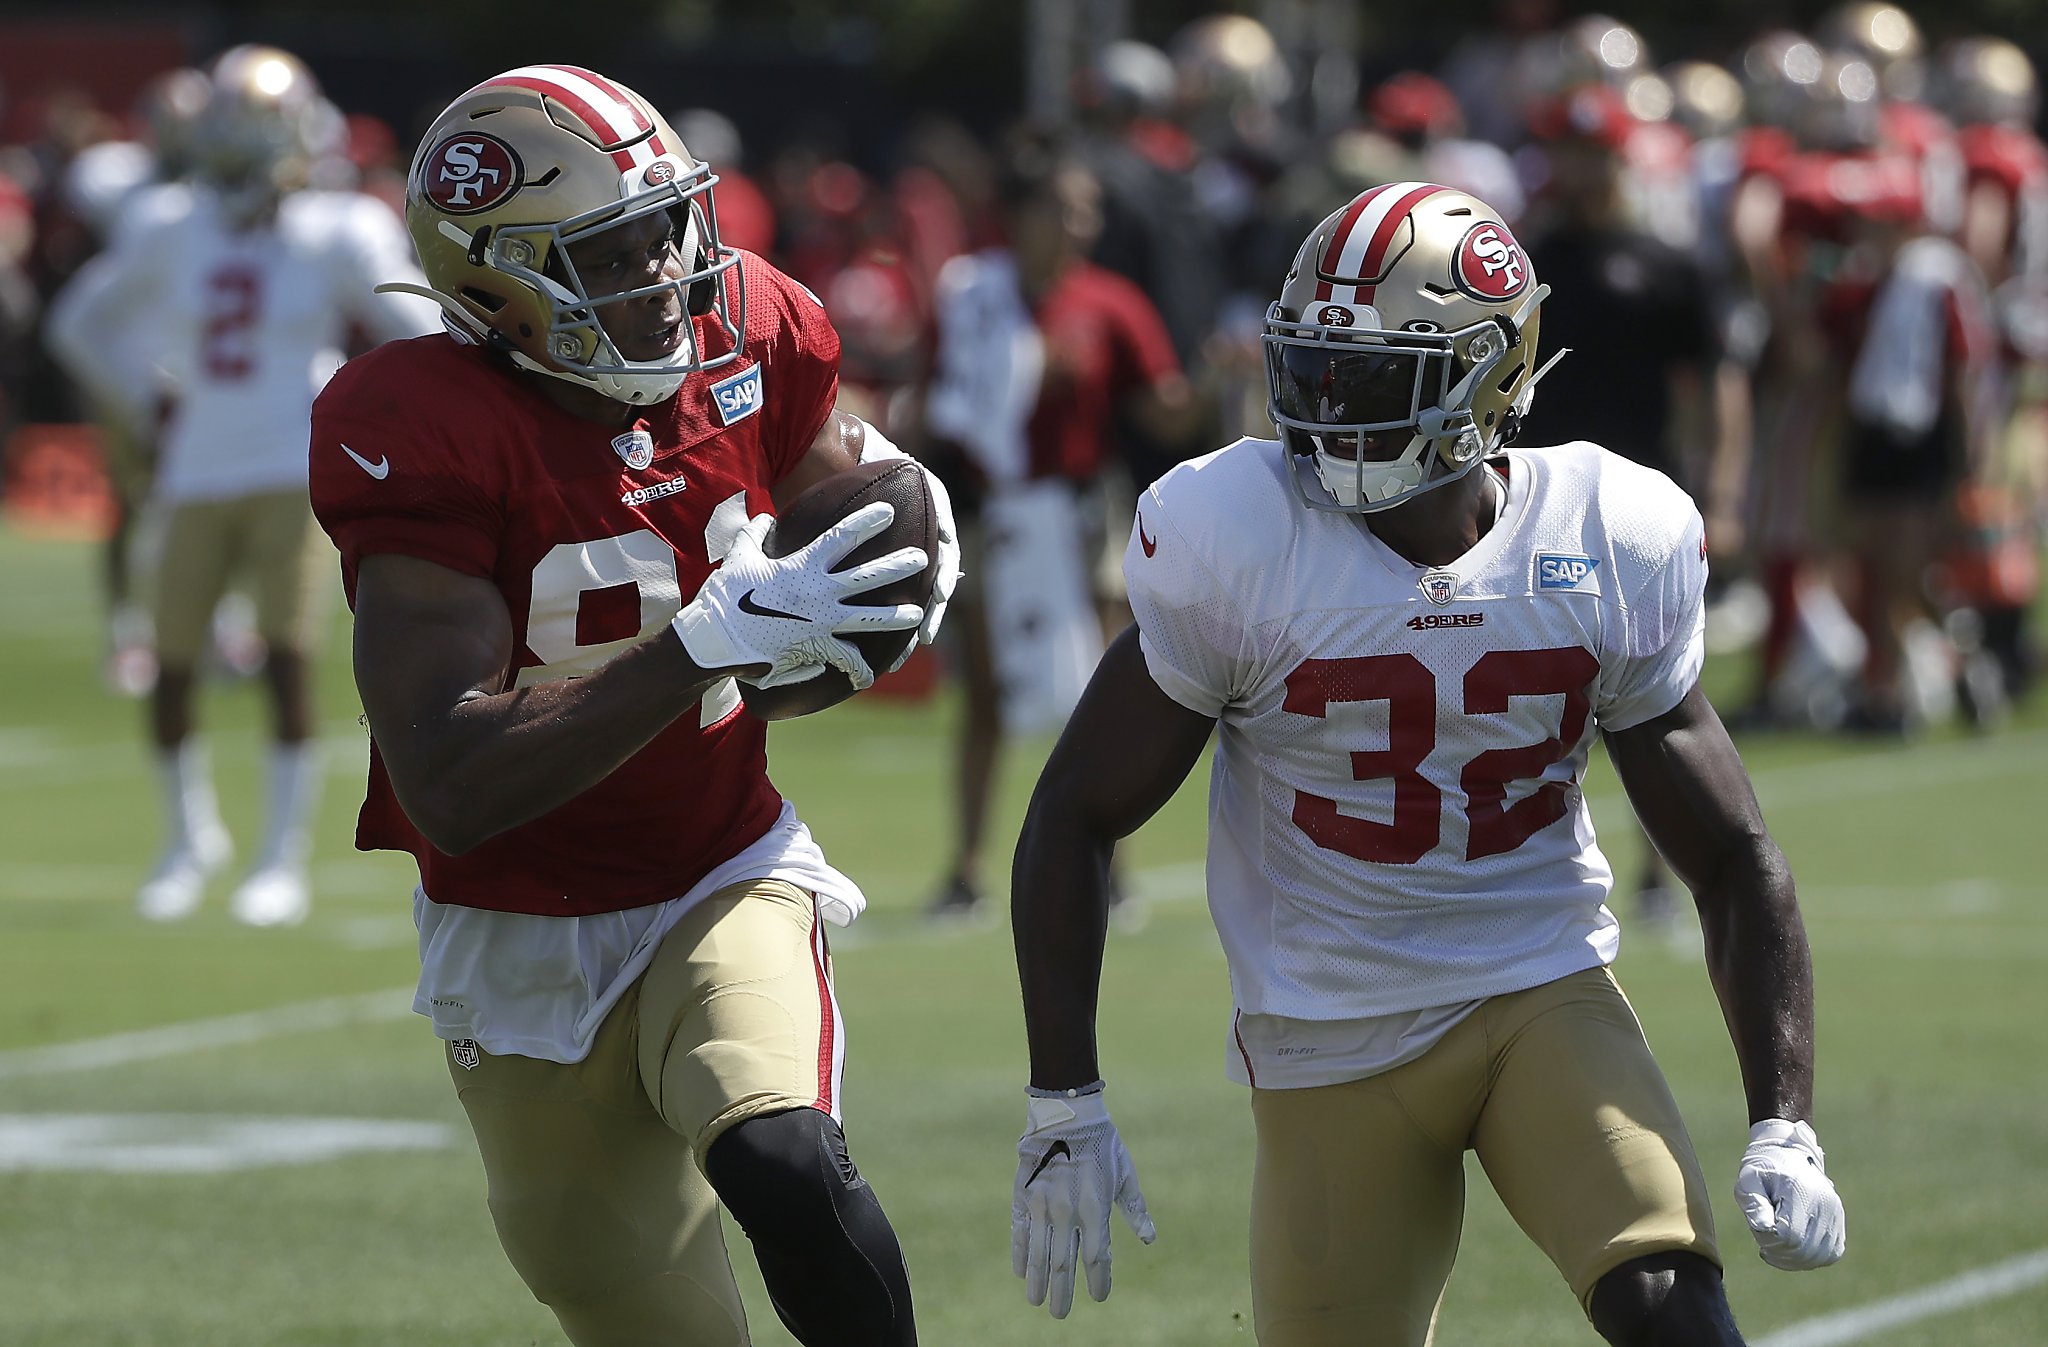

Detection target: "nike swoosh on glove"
[1734, 1118, 1847, 1270]
[1013, 1085, 1155, 1319]
[671, 503, 926, 690]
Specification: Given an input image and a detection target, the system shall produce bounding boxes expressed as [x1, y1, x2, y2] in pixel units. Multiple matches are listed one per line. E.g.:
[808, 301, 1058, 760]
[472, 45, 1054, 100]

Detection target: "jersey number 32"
[1284, 647, 1600, 864]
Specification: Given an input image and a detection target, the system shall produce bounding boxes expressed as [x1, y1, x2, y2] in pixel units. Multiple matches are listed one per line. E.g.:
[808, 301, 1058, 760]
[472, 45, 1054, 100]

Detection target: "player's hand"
[1734, 1118, 1846, 1271]
[672, 505, 926, 691]
[910, 461, 962, 654]
[1013, 1084, 1155, 1318]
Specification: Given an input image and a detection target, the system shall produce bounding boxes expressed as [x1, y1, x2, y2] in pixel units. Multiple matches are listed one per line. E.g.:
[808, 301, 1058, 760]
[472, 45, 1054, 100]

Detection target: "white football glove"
[912, 462, 961, 650]
[853, 422, 961, 659]
[1734, 1118, 1847, 1271]
[1013, 1084, 1155, 1318]
[671, 504, 926, 691]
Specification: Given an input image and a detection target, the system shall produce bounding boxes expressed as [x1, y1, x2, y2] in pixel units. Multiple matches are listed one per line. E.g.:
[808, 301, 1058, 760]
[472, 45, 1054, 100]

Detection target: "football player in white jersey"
[46, 45, 439, 927]
[1010, 183, 1846, 1345]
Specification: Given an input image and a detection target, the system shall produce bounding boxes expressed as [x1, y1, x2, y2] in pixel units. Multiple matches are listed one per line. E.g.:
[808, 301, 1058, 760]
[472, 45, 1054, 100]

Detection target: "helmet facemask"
[1264, 285, 1549, 513]
[433, 159, 745, 405]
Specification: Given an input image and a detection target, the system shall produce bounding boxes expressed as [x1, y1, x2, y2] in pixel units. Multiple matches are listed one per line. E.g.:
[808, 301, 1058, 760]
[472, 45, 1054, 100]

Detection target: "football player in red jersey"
[309, 67, 960, 1347]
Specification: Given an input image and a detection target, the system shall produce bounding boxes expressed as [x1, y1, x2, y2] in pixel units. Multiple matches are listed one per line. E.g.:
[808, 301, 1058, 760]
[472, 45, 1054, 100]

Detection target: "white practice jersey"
[45, 187, 439, 504]
[1128, 439, 1706, 1031]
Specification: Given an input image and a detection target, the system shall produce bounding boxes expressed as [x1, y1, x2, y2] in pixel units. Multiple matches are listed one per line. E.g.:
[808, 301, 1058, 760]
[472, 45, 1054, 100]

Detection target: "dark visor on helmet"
[1268, 344, 1452, 431]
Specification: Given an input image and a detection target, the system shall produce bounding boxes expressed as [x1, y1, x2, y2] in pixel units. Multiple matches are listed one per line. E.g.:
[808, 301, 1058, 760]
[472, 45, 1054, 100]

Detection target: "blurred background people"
[44, 45, 437, 928]
[919, 132, 1194, 920]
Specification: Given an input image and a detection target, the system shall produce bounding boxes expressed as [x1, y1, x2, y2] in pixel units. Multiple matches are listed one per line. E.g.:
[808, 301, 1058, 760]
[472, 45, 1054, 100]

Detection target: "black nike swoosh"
[737, 589, 807, 622]
[1025, 1139, 1072, 1187]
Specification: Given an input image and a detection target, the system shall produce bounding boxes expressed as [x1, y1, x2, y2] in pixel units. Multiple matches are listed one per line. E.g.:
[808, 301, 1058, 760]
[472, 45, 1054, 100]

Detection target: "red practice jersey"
[311, 251, 839, 917]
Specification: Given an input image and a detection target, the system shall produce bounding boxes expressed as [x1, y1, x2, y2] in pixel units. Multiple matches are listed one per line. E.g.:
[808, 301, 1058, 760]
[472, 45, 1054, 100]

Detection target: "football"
[741, 458, 939, 720]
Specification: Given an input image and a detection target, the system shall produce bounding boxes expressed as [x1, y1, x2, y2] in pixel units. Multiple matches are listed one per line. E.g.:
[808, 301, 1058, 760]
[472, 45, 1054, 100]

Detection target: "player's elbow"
[394, 781, 494, 857]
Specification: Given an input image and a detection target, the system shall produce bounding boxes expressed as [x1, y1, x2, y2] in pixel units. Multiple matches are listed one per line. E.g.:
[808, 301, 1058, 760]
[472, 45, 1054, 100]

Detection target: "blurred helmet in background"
[1665, 60, 1745, 142]
[1800, 55, 1884, 153]
[1817, 2, 1925, 101]
[1169, 14, 1291, 148]
[195, 46, 324, 222]
[1740, 30, 1826, 132]
[137, 67, 210, 179]
[1367, 72, 1464, 145]
[1080, 40, 1178, 124]
[1932, 38, 2039, 130]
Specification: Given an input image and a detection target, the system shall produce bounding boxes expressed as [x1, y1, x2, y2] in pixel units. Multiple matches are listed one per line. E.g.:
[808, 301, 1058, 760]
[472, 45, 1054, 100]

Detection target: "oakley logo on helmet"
[1453, 222, 1528, 301]
[426, 132, 523, 214]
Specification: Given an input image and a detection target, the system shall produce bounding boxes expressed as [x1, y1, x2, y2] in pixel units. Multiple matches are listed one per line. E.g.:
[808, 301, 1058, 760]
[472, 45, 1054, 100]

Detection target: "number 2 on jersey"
[1283, 646, 1600, 864]
[201, 264, 264, 381]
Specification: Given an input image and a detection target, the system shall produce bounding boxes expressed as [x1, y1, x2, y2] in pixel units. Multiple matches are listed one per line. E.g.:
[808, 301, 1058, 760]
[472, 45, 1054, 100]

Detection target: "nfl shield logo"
[1419, 571, 1460, 606]
[451, 1039, 482, 1071]
[612, 428, 655, 471]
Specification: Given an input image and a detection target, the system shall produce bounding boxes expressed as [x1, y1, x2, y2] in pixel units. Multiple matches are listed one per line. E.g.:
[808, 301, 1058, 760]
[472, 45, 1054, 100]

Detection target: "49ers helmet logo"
[1453, 221, 1528, 300]
[424, 132, 523, 215]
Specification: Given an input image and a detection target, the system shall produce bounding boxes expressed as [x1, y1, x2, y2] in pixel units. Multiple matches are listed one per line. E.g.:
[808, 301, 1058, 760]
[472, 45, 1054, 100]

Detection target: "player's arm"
[1015, 627, 1214, 1086]
[352, 553, 738, 855]
[353, 492, 924, 855]
[1606, 685, 1810, 1123]
[1606, 685, 1846, 1270]
[1010, 625, 1214, 1315]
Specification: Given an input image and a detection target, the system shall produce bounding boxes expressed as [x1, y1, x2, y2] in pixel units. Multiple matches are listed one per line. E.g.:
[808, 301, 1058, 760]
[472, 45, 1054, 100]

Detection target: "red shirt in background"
[1025, 259, 1180, 481]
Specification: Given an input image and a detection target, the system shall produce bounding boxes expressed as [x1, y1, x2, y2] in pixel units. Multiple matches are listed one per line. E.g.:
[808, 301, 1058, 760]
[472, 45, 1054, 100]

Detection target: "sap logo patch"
[710, 364, 765, 426]
[1537, 553, 1602, 590]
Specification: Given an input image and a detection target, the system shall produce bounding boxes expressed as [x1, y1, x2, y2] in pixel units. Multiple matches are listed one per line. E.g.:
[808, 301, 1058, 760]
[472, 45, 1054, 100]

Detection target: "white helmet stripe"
[1328, 180, 1436, 280]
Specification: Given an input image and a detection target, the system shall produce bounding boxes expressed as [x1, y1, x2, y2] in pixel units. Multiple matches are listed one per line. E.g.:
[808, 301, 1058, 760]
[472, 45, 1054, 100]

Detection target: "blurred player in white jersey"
[1011, 183, 1846, 1344]
[46, 45, 439, 926]
[55, 66, 212, 696]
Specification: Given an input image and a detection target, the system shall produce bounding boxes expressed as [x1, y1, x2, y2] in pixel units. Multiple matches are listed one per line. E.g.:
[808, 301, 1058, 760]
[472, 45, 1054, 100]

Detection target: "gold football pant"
[1249, 966, 1718, 1347]
[445, 879, 845, 1347]
[152, 489, 331, 664]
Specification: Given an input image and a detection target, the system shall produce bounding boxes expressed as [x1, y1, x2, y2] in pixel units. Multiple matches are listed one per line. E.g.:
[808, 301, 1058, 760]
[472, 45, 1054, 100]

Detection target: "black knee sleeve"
[704, 1107, 916, 1346]
[1590, 1252, 1742, 1347]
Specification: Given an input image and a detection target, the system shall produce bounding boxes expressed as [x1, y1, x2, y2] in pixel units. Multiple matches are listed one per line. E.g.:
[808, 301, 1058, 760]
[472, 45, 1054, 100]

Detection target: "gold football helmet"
[1817, 2, 1924, 100]
[1933, 38, 2038, 129]
[1664, 61, 1745, 141]
[392, 64, 743, 405]
[1264, 183, 1556, 513]
[195, 45, 323, 220]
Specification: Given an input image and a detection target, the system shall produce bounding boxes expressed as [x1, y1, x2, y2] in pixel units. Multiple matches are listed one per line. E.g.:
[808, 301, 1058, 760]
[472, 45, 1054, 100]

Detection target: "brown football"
[742, 458, 938, 721]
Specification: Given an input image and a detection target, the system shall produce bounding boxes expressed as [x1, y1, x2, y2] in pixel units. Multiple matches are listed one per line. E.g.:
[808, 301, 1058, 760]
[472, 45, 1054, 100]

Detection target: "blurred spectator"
[669, 106, 775, 256]
[1439, 0, 1560, 149]
[1518, 82, 1744, 926]
[919, 134, 1194, 920]
[1935, 37, 2048, 704]
[44, 45, 439, 928]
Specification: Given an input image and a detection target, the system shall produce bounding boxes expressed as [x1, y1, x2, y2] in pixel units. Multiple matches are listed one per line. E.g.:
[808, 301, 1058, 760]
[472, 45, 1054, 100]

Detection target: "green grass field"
[1, 523, 2044, 1346]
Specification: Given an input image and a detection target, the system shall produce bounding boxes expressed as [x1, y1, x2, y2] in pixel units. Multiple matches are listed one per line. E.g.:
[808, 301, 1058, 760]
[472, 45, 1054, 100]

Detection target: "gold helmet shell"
[1934, 37, 2038, 128]
[1264, 183, 1554, 513]
[395, 64, 744, 406]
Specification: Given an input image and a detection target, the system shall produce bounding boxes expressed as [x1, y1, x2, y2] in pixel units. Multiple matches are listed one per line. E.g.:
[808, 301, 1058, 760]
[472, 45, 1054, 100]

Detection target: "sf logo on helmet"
[426, 132, 523, 214]
[1454, 222, 1528, 300]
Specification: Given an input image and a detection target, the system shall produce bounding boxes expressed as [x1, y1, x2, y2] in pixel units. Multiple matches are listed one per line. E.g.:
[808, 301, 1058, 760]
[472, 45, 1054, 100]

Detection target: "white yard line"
[1755, 1247, 2048, 1346]
[0, 986, 414, 1080]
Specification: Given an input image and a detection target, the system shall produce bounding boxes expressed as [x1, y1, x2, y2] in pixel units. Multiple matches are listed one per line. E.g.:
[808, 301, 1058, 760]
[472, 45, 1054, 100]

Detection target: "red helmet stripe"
[1354, 183, 1447, 304]
[542, 65, 652, 133]
[1314, 182, 1396, 301]
[490, 66, 659, 171]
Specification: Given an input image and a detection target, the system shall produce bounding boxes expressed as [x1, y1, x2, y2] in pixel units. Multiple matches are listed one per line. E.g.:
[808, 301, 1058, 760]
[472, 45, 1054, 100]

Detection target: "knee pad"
[1590, 1253, 1738, 1347]
[703, 1106, 864, 1242]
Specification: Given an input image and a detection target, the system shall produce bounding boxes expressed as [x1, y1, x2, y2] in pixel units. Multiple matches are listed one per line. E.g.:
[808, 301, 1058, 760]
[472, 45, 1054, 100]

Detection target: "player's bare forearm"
[353, 552, 732, 855]
[1605, 684, 1816, 1124]
[1014, 629, 1215, 1090]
